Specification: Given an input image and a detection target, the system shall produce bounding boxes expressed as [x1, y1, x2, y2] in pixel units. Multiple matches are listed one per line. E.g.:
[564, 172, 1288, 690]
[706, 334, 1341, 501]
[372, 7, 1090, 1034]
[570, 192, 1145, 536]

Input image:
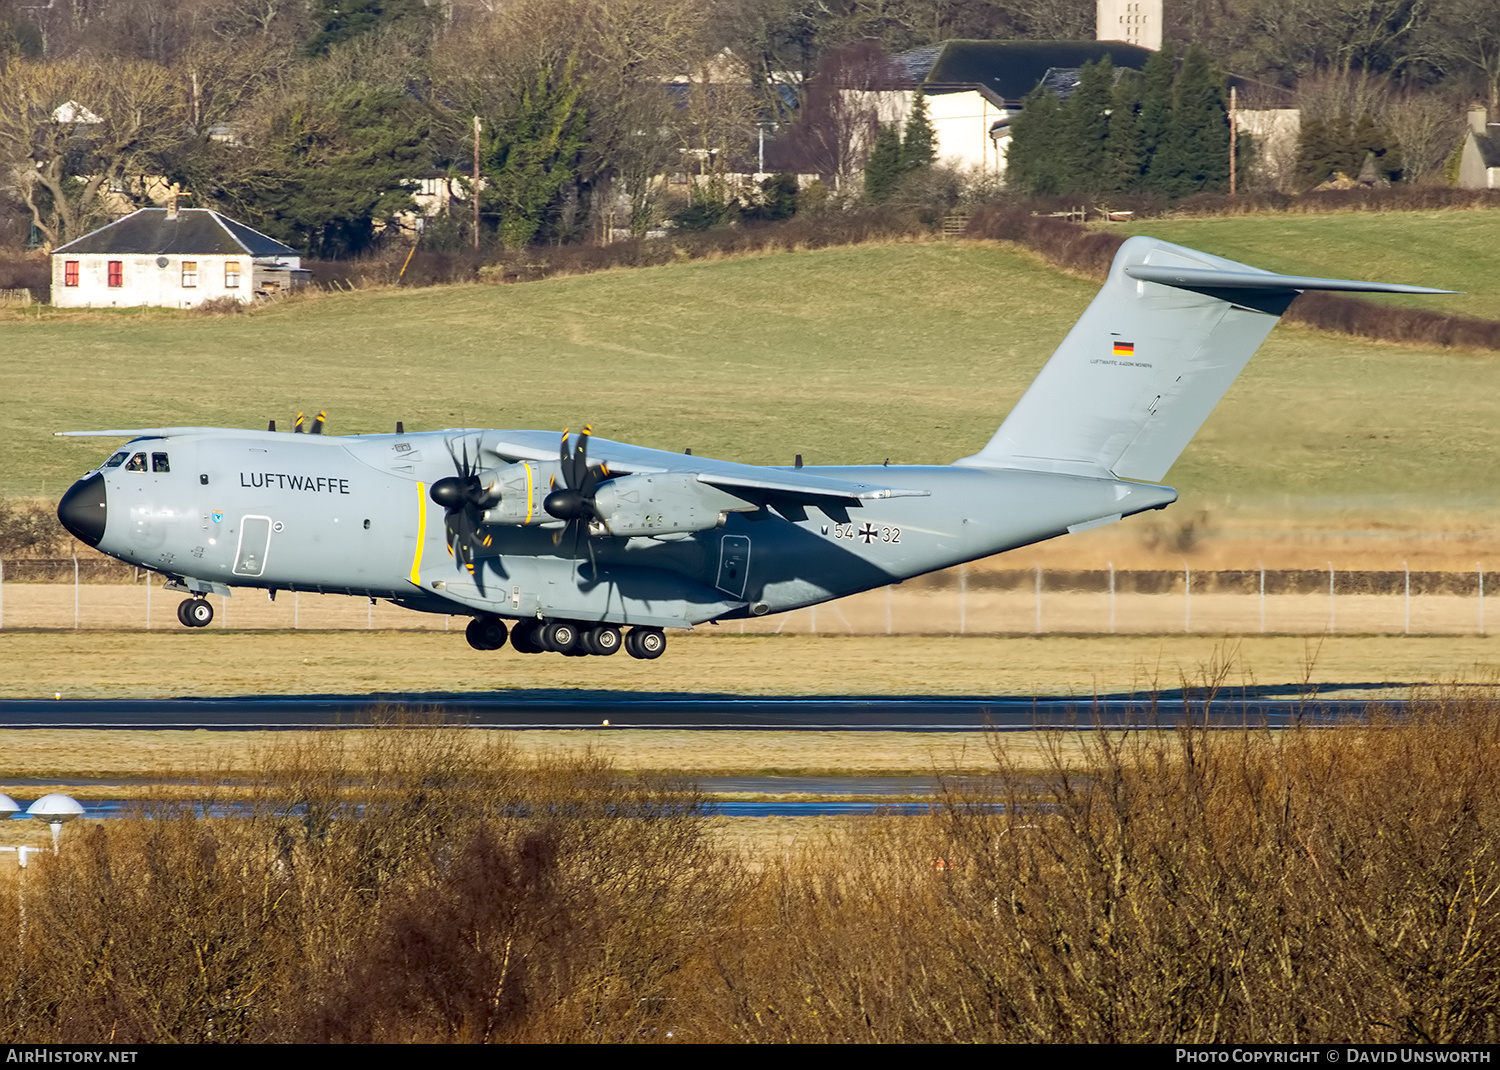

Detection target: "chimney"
[1470, 106, 1488, 137]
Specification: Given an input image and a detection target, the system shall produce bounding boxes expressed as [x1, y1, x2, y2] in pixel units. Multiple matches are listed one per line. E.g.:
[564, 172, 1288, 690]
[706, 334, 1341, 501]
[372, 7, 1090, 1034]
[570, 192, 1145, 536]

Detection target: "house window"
[64, 261, 78, 287]
[181, 261, 198, 288]
[225, 260, 240, 288]
[107, 261, 122, 287]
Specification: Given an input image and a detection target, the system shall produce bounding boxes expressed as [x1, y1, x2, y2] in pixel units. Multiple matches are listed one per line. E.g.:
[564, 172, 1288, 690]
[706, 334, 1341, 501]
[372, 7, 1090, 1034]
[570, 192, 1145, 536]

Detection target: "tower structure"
[1097, 0, 1161, 51]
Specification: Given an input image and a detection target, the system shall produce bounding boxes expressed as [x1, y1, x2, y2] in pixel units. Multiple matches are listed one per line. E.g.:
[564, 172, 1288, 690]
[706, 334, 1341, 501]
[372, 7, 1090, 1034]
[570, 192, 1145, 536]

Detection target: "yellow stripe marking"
[524, 463, 534, 523]
[409, 481, 426, 585]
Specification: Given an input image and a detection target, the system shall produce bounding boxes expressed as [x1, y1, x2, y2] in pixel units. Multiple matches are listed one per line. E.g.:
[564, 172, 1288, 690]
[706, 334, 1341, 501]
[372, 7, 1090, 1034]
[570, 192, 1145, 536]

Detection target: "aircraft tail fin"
[955, 236, 1451, 483]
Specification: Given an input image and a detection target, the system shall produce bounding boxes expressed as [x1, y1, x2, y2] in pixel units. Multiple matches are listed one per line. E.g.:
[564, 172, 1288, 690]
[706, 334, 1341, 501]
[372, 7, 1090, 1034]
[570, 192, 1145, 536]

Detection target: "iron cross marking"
[858, 523, 878, 544]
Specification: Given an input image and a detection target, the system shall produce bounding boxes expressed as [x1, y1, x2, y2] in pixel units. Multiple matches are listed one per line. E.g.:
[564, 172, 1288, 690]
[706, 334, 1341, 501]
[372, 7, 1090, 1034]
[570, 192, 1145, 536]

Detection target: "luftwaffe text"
[239, 472, 351, 494]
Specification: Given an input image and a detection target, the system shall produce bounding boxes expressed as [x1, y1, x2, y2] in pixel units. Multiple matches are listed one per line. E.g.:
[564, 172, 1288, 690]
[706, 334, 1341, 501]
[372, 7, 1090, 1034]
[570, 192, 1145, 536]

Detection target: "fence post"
[0, 557, 4, 631]
[1034, 566, 1042, 634]
[1328, 562, 1335, 635]
[1480, 563, 1486, 637]
[72, 555, 79, 630]
[1184, 564, 1191, 633]
[1108, 561, 1115, 634]
[294, 591, 300, 630]
[368, 597, 372, 630]
[809, 604, 817, 634]
[885, 585, 892, 635]
[958, 564, 967, 635]
[1259, 564, 1266, 634]
[145, 570, 151, 631]
[1404, 561, 1411, 635]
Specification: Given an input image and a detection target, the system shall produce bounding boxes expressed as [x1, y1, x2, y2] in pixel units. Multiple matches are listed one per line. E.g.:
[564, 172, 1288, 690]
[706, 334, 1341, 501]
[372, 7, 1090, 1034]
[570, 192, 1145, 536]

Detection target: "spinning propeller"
[429, 437, 499, 573]
[544, 425, 612, 554]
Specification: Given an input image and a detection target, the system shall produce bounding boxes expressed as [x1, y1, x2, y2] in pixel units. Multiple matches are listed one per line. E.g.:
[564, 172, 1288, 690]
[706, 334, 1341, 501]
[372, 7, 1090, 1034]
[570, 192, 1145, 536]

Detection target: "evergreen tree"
[1137, 42, 1176, 193]
[483, 58, 587, 249]
[305, 0, 432, 57]
[214, 83, 429, 258]
[1005, 84, 1065, 195]
[899, 90, 936, 173]
[1061, 58, 1114, 194]
[1103, 70, 1144, 193]
[1159, 46, 1230, 196]
[863, 123, 903, 202]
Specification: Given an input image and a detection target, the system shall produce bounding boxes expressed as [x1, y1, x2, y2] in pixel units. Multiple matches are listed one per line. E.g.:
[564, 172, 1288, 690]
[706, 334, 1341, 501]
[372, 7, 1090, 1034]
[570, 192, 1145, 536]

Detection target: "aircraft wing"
[485, 431, 927, 503]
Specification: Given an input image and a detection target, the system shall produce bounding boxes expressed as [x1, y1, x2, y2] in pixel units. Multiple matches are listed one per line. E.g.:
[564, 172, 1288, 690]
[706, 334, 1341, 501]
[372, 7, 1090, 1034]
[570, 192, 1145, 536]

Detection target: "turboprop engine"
[590, 472, 756, 537]
[479, 465, 753, 538]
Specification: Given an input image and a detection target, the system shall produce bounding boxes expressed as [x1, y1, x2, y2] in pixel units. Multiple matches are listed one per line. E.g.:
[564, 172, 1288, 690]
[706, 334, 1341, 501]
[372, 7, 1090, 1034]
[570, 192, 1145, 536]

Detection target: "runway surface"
[0, 684, 1414, 730]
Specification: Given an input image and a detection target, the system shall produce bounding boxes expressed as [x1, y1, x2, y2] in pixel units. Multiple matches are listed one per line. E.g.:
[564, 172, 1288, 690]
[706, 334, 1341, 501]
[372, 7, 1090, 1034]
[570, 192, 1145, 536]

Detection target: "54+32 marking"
[822, 522, 900, 544]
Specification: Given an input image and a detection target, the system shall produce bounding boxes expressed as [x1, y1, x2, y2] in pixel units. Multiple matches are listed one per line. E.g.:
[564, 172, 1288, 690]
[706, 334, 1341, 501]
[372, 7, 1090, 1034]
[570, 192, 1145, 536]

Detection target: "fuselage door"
[715, 534, 751, 599]
[233, 514, 273, 576]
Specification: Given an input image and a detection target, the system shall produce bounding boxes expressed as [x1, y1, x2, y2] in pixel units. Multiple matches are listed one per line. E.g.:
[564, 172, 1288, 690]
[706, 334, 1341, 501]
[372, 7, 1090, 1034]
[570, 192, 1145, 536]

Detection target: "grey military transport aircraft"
[55, 237, 1448, 660]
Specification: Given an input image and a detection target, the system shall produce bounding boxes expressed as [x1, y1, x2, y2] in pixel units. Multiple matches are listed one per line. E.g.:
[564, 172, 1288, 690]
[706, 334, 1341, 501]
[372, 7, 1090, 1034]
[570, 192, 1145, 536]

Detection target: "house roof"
[53, 208, 298, 258]
[892, 39, 1154, 103]
[1473, 129, 1500, 169]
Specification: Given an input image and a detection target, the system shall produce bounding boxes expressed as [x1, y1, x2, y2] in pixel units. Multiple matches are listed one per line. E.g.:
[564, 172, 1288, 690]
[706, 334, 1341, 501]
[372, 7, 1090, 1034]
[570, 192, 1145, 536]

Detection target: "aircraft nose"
[57, 471, 107, 547]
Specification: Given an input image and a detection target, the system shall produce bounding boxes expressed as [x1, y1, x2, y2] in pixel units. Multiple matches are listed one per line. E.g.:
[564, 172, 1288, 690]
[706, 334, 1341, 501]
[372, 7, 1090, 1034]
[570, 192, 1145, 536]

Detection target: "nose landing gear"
[176, 597, 214, 628]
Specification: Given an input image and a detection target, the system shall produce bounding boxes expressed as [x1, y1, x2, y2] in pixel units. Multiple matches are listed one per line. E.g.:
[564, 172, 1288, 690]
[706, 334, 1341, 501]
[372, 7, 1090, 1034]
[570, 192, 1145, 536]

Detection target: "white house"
[1460, 107, 1500, 190]
[867, 40, 1154, 179]
[50, 204, 308, 309]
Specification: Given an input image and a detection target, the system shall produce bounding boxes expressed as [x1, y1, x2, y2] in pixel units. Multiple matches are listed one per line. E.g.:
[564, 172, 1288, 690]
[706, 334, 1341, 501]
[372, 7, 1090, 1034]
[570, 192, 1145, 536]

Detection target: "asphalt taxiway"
[0, 684, 1413, 730]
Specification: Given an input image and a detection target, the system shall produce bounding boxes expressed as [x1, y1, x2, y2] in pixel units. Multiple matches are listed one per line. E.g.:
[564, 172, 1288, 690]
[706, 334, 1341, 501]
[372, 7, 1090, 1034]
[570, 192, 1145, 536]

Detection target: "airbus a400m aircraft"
[55, 237, 1446, 660]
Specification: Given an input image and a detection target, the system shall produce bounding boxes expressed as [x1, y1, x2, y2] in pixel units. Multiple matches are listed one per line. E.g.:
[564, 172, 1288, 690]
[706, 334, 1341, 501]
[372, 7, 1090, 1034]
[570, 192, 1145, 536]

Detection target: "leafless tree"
[783, 41, 894, 190]
[0, 59, 186, 246]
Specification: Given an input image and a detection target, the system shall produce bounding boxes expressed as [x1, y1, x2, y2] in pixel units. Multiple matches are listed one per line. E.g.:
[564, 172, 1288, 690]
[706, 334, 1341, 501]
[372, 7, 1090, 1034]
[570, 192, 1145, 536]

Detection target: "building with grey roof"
[51, 204, 308, 309]
[1460, 108, 1500, 190]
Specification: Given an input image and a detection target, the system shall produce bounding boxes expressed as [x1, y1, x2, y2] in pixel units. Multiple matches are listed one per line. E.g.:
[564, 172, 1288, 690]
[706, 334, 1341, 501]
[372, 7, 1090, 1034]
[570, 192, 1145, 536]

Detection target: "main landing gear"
[472, 617, 666, 659]
[176, 597, 214, 628]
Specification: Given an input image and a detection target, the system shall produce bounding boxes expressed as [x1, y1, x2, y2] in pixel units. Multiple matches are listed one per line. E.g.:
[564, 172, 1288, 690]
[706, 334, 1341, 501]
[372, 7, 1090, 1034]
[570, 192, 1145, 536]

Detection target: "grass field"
[8, 239, 1500, 536]
[2, 629, 1494, 700]
[1116, 209, 1500, 319]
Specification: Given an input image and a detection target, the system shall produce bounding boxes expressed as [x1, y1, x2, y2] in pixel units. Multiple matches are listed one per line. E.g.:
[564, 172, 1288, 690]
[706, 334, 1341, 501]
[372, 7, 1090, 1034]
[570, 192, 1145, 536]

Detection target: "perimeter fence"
[0, 558, 1495, 636]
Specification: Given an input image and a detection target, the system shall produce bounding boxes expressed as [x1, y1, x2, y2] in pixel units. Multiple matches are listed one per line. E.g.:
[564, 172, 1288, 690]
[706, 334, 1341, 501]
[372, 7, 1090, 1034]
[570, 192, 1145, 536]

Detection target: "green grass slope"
[7, 240, 1500, 517]
[1116, 209, 1500, 319]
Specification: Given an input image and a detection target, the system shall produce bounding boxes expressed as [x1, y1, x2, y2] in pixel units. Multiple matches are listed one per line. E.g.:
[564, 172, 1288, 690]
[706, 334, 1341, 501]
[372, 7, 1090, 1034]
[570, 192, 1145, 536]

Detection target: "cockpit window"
[151, 452, 170, 473]
[125, 452, 147, 472]
[103, 451, 129, 468]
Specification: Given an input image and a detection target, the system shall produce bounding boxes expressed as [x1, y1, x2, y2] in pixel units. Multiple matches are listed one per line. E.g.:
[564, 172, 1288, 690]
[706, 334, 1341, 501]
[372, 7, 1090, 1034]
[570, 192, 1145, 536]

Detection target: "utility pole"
[473, 115, 482, 252]
[1229, 86, 1237, 197]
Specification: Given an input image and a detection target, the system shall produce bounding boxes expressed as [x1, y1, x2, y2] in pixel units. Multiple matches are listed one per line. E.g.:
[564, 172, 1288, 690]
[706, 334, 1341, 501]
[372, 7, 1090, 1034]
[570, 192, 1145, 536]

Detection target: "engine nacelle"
[593, 473, 754, 537]
[479, 460, 562, 526]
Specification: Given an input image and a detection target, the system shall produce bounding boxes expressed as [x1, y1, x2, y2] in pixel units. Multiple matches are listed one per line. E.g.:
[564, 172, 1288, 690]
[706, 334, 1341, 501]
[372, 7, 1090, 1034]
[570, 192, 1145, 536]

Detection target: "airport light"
[26, 794, 84, 854]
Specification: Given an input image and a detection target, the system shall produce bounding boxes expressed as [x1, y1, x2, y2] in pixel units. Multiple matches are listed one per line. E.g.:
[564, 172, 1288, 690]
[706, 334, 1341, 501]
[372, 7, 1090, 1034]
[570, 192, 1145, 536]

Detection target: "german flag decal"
[1112, 341, 1135, 357]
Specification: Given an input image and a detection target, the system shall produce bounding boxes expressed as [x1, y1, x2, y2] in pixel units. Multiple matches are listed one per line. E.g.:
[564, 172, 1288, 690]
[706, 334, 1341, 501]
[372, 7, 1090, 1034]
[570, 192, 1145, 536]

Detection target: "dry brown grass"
[0, 727, 1030, 780]
[0, 697, 1497, 1042]
[1, 628, 1493, 700]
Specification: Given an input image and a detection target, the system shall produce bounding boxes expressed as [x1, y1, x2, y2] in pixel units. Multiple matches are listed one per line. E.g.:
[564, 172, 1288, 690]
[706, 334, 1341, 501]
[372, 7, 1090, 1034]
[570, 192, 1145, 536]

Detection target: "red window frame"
[64, 261, 79, 287]
[107, 261, 123, 287]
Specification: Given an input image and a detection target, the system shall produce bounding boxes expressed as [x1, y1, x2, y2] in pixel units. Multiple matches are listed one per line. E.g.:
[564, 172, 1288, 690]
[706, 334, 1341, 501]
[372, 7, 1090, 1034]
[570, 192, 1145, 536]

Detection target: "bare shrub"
[0, 498, 68, 557]
[704, 691, 1500, 1043]
[1, 721, 734, 1043]
[193, 295, 244, 316]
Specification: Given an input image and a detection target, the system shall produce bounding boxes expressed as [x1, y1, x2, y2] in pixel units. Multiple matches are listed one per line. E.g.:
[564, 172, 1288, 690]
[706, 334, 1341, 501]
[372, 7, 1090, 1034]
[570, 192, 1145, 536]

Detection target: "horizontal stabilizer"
[1125, 264, 1454, 296]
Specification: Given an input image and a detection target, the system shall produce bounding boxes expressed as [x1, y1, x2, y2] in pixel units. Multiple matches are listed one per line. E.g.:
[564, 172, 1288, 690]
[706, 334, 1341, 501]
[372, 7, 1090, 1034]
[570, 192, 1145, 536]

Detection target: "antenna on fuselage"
[311, 410, 327, 435]
[396, 420, 404, 434]
[268, 419, 276, 432]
